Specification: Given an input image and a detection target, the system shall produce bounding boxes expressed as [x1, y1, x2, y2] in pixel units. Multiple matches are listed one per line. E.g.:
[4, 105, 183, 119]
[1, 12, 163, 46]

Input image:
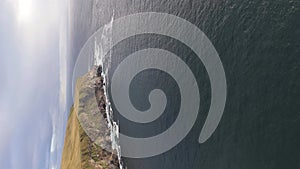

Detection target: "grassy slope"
[61, 106, 82, 169]
[61, 68, 119, 169]
[61, 105, 117, 169]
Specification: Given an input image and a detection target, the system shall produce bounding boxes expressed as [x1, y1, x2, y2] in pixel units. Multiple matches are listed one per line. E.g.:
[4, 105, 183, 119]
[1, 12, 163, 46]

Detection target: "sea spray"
[94, 13, 124, 169]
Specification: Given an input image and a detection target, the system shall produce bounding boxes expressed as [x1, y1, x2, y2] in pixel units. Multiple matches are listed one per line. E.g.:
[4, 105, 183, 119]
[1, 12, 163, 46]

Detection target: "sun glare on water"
[17, 0, 34, 23]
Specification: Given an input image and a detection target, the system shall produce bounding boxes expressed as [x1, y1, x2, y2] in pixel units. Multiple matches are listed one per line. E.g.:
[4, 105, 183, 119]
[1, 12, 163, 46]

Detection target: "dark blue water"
[69, 0, 300, 168]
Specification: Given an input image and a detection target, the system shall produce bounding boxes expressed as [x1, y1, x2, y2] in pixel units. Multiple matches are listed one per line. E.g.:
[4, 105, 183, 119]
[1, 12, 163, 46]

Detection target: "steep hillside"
[61, 106, 81, 169]
[61, 67, 119, 169]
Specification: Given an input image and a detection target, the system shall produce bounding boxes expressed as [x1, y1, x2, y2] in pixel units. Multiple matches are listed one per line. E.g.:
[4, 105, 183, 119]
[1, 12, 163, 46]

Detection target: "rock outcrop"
[61, 66, 119, 169]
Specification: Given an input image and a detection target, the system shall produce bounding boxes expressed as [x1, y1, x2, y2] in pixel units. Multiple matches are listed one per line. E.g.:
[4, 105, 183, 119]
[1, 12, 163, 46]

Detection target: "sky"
[0, 0, 70, 168]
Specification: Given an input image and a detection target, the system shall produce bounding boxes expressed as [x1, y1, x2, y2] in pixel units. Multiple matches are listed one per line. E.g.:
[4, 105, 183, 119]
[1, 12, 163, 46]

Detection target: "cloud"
[49, 4, 70, 168]
[59, 1, 69, 114]
[0, 0, 69, 169]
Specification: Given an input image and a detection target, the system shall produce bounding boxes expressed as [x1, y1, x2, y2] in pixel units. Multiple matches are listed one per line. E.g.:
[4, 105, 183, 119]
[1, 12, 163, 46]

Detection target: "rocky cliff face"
[61, 67, 120, 169]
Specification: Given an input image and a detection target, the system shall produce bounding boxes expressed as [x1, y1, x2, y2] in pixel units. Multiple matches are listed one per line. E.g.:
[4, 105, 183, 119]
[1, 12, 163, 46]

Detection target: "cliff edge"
[61, 67, 119, 169]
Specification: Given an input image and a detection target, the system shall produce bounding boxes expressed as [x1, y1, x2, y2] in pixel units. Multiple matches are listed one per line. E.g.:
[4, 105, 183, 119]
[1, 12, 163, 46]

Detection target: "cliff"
[61, 67, 119, 169]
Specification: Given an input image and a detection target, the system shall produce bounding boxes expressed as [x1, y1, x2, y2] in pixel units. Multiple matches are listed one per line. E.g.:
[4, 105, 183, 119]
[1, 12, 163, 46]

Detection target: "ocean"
[69, 0, 300, 168]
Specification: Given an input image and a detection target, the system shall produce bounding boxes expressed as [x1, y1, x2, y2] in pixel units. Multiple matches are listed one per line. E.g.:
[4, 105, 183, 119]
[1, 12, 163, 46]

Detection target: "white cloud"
[0, 0, 69, 168]
[59, 1, 69, 114]
[50, 128, 57, 153]
[49, 2, 69, 168]
[49, 103, 63, 169]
